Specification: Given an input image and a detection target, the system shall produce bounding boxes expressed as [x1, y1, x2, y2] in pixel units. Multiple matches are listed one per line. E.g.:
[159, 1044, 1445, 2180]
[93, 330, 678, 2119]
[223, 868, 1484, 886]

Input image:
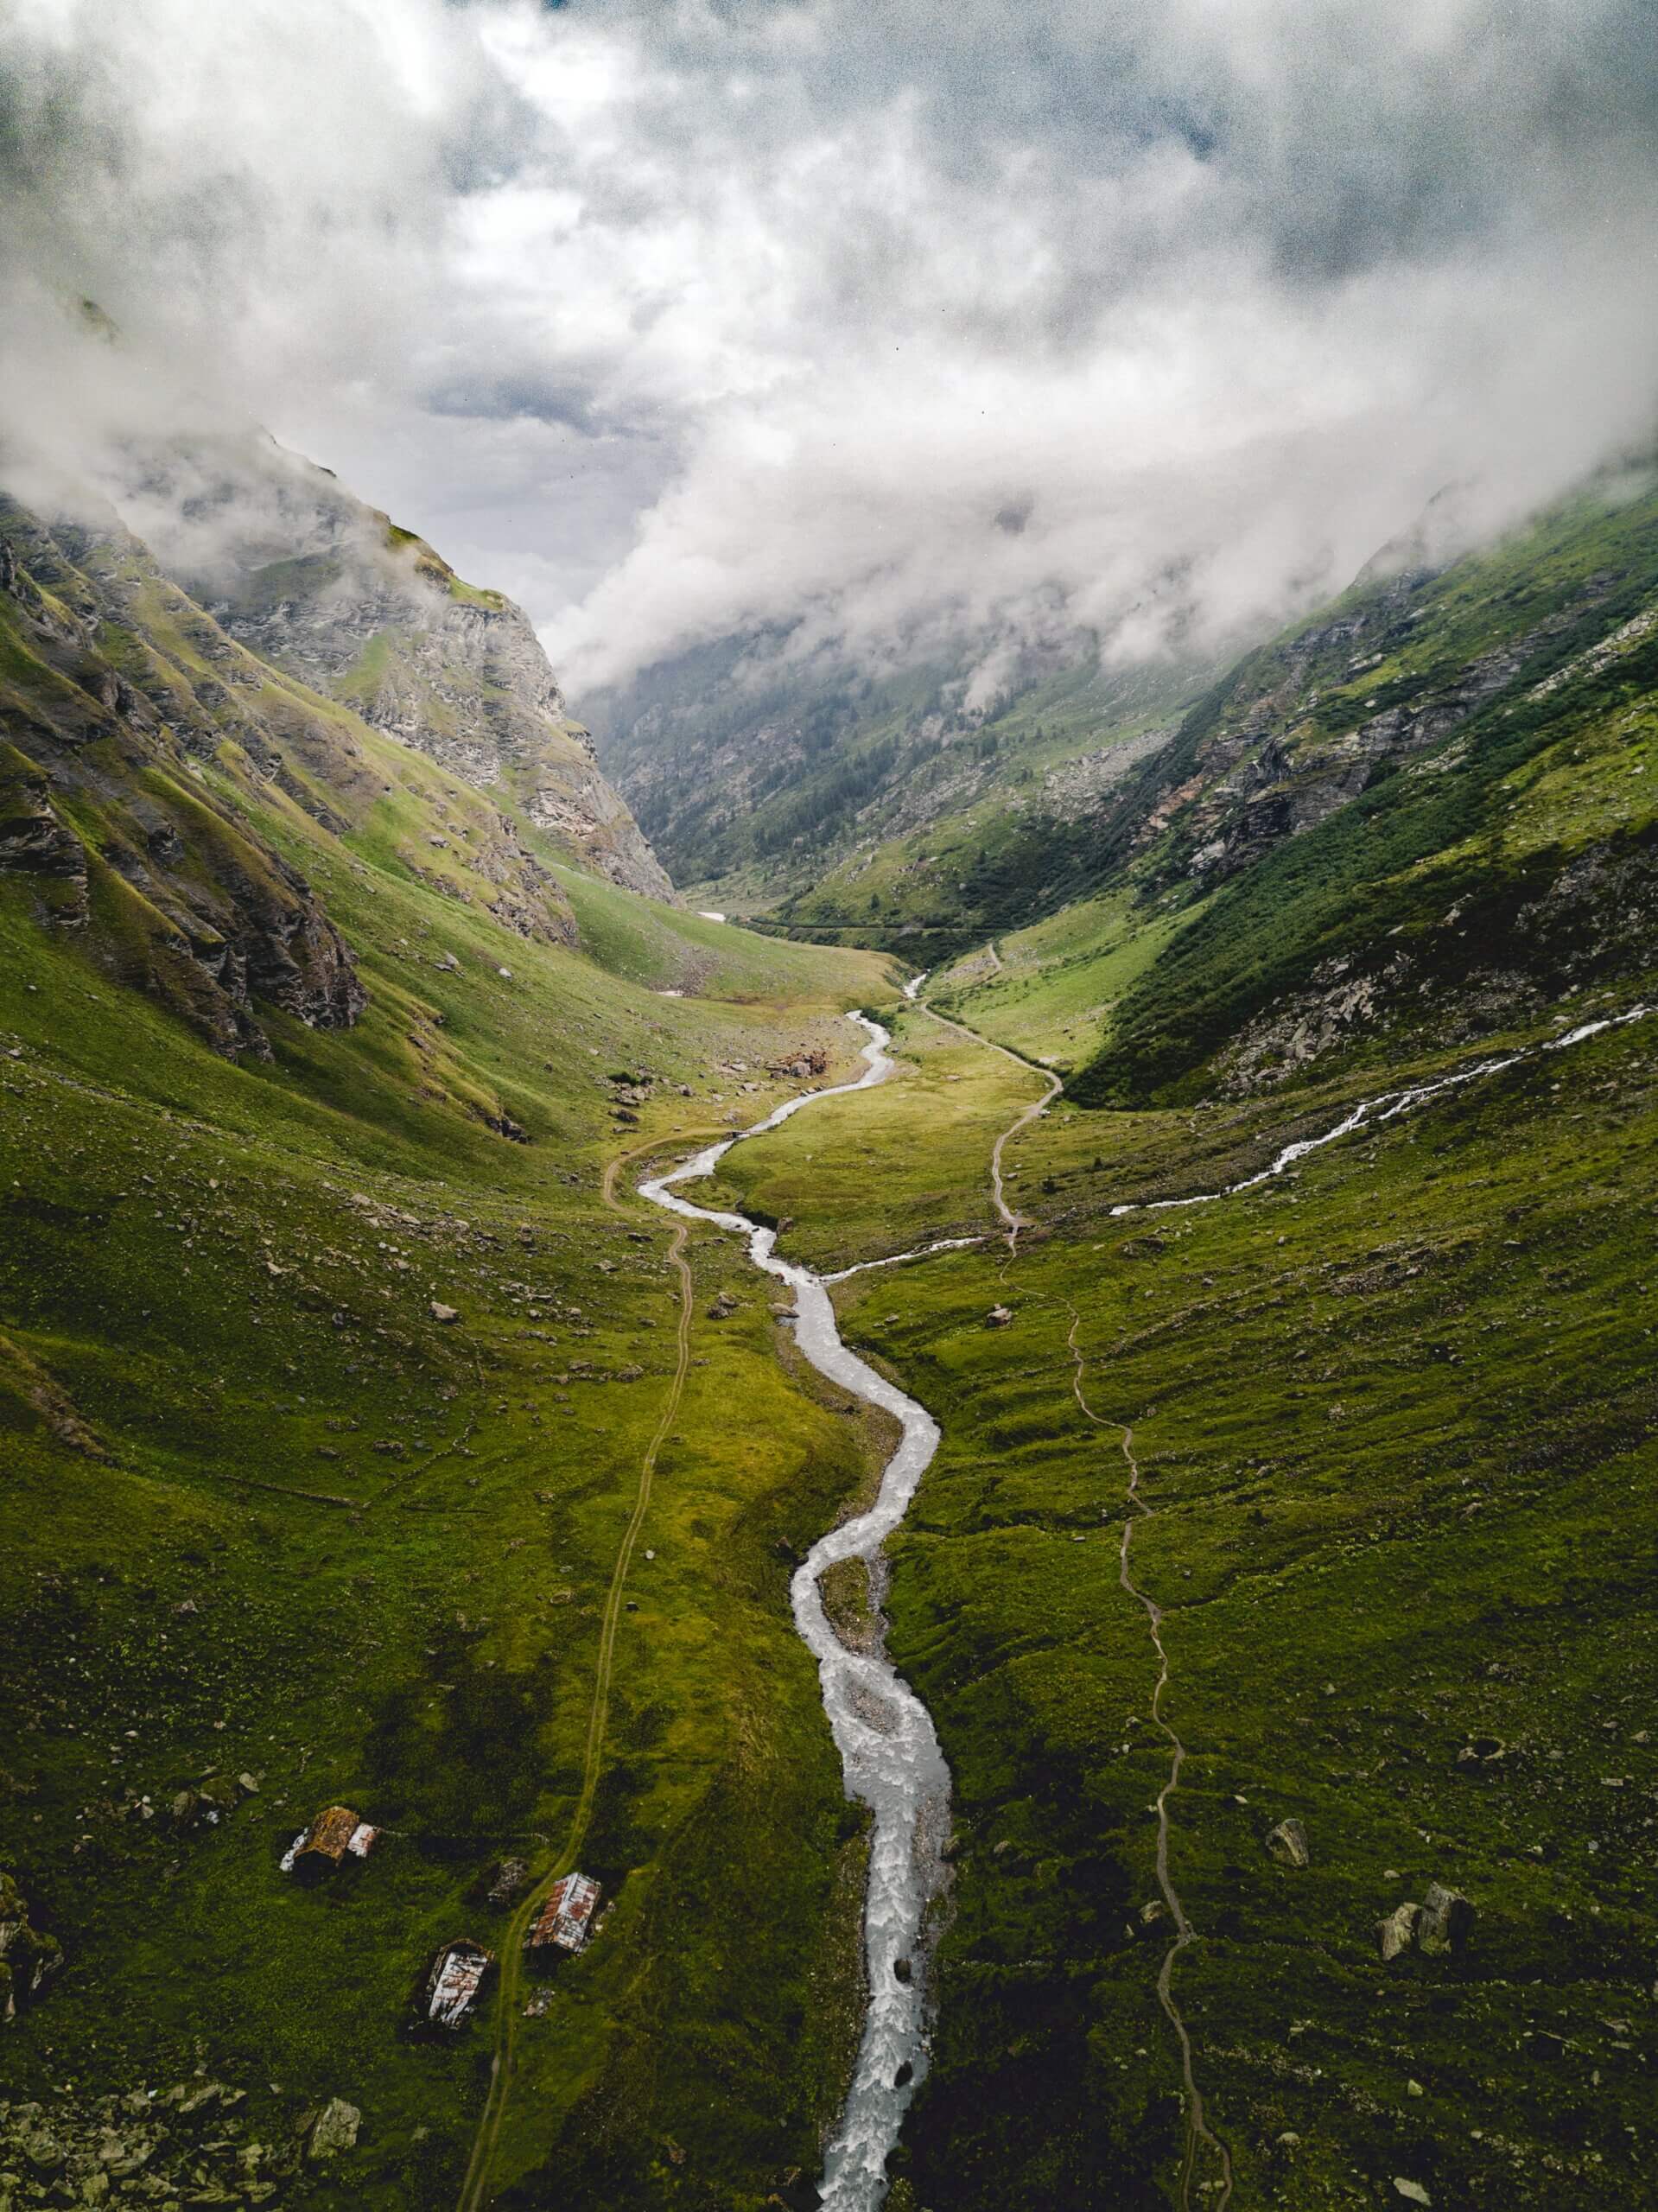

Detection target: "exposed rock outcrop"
[0, 496, 366, 1057]
[130, 435, 670, 899]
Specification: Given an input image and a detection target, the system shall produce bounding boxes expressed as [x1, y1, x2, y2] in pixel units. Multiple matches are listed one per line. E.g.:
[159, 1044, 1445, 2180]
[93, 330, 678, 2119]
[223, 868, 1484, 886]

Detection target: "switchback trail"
[454, 1141, 700, 2212]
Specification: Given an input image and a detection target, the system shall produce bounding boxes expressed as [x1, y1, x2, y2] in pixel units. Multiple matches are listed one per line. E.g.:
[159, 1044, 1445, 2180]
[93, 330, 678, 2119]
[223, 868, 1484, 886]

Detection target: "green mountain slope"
[676, 465, 1658, 2209]
[132, 433, 671, 899]
[590, 640, 1208, 951]
[8, 416, 1658, 2212]
[0, 475, 905, 2209]
[924, 473, 1658, 1099]
[707, 979, 1658, 2212]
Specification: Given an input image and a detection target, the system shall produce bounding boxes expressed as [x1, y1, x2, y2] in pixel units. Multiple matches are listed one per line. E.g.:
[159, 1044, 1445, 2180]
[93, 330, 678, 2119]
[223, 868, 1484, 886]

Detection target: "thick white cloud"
[3, 0, 1656, 692]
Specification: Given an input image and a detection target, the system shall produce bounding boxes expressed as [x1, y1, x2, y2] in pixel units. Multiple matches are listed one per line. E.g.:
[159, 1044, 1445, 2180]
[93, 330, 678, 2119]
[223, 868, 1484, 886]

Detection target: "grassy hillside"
[712, 983, 1658, 2209]
[9, 440, 1658, 2212]
[870, 477, 1658, 1108]
[0, 486, 918, 2207]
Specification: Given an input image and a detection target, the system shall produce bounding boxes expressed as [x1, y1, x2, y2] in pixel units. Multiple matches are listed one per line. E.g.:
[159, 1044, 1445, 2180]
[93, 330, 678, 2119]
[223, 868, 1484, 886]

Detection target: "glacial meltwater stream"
[639, 1014, 951, 2212]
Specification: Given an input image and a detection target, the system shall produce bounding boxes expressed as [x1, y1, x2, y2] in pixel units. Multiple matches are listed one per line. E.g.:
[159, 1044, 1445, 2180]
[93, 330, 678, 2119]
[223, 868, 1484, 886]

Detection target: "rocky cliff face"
[0, 454, 637, 1058]
[0, 495, 368, 1058]
[127, 436, 671, 900]
[1134, 564, 1628, 890]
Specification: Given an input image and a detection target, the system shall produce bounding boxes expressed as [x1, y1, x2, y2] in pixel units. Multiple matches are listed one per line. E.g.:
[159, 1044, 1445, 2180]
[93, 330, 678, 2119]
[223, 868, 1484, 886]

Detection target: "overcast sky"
[3, 0, 1657, 700]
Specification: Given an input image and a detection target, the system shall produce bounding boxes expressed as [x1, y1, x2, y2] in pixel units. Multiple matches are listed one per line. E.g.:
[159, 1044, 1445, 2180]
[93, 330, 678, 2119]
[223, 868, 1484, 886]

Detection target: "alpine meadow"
[2, 7, 1656, 2212]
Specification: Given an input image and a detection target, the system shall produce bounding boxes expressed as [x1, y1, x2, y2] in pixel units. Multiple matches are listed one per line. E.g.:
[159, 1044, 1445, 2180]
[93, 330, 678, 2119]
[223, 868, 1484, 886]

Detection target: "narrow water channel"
[639, 1015, 950, 2212]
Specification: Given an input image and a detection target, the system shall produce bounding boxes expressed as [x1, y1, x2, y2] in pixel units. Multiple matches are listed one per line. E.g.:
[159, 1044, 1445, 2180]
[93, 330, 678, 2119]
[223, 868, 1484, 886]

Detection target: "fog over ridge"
[3, 0, 1655, 702]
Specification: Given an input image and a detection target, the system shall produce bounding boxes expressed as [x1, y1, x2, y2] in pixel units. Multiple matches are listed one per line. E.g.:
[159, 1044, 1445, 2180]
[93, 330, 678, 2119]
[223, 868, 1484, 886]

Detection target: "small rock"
[1407, 2079, 1424, 2098]
[1393, 2182, 1432, 2206]
[429, 1302, 460, 1325]
[487, 1858, 530, 1907]
[985, 1306, 1013, 1328]
[1264, 1817, 1309, 1869]
[18, 2120, 67, 2173]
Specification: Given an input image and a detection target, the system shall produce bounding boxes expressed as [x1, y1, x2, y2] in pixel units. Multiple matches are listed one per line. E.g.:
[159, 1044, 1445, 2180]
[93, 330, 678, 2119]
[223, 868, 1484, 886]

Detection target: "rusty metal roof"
[427, 1940, 492, 2030]
[526, 1872, 600, 1953]
[299, 1805, 360, 1860]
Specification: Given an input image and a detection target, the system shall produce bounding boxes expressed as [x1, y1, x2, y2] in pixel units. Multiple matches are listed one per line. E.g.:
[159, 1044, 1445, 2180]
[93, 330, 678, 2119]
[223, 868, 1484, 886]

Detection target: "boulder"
[17, 2120, 67, 2174]
[1376, 1881, 1474, 1961]
[1417, 1881, 1475, 1956]
[429, 1302, 460, 1325]
[1376, 1902, 1422, 1961]
[304, 2098, 360, 2161]
[1265, 1818, 1310, 1868]
[985, 1306, 1013, 1329]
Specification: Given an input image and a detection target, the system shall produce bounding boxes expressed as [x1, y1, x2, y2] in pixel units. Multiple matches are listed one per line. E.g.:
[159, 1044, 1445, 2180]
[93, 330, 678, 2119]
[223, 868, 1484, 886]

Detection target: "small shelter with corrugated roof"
[280, 1804, 378, 1879]
[524, 1872, 600, 1955]
[423, 1939, 493, 2030]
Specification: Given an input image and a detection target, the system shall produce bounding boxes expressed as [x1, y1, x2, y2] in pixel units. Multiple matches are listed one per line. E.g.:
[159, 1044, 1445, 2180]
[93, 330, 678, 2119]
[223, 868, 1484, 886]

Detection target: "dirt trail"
[454, 1141, 699, 2212]
[917, 969, 1230, 2207]
[1061, 1307, 1233, 2212]
[909, 994, 1060, 1247]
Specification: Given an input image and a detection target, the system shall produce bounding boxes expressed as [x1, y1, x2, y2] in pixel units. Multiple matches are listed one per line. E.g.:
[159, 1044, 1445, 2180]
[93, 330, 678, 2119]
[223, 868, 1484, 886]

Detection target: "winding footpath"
[932, 987, 1655, 2209]
[455, 1151, 697, 2212]
[905, 976, 1062, 1249]
[1060, 1307, 1234, 2212]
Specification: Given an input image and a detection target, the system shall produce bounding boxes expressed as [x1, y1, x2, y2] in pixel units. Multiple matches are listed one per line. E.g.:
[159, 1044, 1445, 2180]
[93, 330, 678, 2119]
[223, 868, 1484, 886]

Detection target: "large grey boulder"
[304, 2098, 360, 2161]
[1417, 1881, 1475, 1956]
[1265, 1818, 1310, 1868]
[1376, 1902, 1423, 1961]
[1376, 1880, 1474, 1961]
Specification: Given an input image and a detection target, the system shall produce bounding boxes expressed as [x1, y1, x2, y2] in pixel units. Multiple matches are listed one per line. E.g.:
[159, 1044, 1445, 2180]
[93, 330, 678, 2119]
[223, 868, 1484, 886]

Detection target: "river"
[638, 1014, 950, 2212]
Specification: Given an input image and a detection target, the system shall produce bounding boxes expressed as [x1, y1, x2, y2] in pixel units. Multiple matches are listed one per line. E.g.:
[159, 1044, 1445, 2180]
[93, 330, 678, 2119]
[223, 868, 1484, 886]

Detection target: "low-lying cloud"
[3, 0, 1656, 698]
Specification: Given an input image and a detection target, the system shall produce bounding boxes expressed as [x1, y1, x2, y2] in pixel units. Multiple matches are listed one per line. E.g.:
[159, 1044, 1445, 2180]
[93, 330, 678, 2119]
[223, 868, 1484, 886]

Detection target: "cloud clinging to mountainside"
[3, 0, 1657, 694]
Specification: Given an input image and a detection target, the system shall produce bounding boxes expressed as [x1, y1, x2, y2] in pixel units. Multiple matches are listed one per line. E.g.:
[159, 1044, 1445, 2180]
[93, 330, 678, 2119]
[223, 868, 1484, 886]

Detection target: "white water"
[639, 1015, 951, 2211]
[1109, 1002, 1654, 1219]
